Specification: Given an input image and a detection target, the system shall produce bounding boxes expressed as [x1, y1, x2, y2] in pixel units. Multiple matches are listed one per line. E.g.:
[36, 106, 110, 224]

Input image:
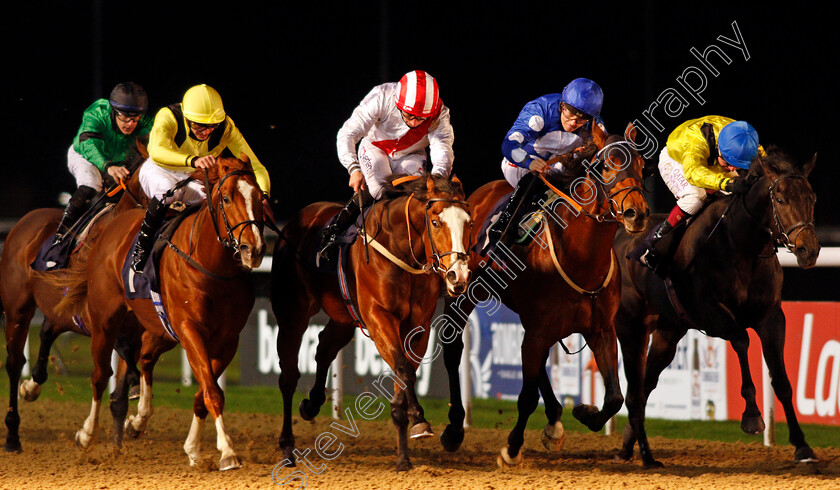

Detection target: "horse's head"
[197, 153, 267, 269]
[597, 123, 650, 233]
[422, 175, 472, 296]
[752, 147, 819, 268]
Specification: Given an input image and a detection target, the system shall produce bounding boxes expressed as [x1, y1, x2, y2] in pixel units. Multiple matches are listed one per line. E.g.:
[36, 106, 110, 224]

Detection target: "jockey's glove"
[724, 177, 754, 195]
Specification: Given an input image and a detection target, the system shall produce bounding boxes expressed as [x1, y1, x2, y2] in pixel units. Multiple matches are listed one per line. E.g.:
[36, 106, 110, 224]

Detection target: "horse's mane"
[760, 145, 796, 173]
[380, 172, 458, 199]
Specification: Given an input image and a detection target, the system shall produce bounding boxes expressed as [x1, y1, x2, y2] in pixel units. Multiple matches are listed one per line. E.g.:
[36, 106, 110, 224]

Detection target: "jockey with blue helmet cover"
[628, 116, 764, 271]
[482, 77, 604, 254]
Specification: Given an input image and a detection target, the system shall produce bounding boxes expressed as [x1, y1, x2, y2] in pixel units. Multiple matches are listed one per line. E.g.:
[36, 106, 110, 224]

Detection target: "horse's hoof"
[642, 458, 665, 469]
[3, 440, 22, 453]
[19, 380, 41, 402]
[616, 447, 633, 462]
[219, 454, 242, 471]
[75, 430, 95, 450]
[440, 425, 464, 452]
[298, 399, 318, 421]
[497, 445, 523, 468]
[409, 422, 434, 439]
[794, 446, 819, 463]
[395, 458, 412, 472]
[572, 404, 602, 431]
[540, 421, 566, 452]
[740, 414, 765, 435]
[124, 418, 142, 439]
[128, 385, 141, 401]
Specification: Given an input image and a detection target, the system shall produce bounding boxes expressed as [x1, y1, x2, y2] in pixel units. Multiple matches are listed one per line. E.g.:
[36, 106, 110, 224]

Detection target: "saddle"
[31, 201, 115, 272]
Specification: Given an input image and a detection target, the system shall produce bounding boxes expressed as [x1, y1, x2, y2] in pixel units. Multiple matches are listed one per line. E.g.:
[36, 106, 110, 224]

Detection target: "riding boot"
[131, 197, 168, 274]
[483, 172, 542, 254]
[52, 185, 97, 246]
[317, 196, 362, 264]
[628, 220, 675, 271]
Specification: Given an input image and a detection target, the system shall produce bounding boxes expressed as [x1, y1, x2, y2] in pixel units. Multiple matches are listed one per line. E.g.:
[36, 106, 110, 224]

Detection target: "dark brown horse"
[49, 155, 266, 470]
[0, 169, 148, 453]
[271, 174, 471, 471]
[438, 124, 650, 466]
[613, 147, 819, 468]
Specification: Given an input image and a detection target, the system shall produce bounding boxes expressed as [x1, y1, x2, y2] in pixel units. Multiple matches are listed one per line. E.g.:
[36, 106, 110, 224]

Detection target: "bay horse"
[271, 174, 471, 471]
[613, 147, 819, 468]
[438, 124, 650, 467]
[48, 155, 266, 470]
[0, 166, 149, 453]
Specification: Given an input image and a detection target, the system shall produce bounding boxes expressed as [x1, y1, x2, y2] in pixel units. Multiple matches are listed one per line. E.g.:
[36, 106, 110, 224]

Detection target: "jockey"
[54, 82, 153, 245]
[629, 116, 763, 270]
[318, 70, 454, 260]
[131, 84, 272, 273]
[483, 78, 604, 254]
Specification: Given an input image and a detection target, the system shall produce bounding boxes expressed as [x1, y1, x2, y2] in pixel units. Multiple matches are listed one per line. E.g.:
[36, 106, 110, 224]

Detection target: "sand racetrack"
[0, 398, 837, 489]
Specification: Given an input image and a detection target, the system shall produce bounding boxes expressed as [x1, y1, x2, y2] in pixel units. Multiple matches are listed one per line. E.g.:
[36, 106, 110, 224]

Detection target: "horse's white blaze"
[214, 414, 237, 460]
[184, 415, 205, 466]
[127, 377, 153, 433]
[237, 180, 265, 255]
[440, 206, 471, 286]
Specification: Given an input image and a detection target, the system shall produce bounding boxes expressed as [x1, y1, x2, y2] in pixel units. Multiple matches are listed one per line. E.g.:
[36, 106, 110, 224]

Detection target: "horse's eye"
[776, 197, 783, 204]
[469, 220, 475, 228]
[222, 196, 231, 204]
[432, 220, 440, 228]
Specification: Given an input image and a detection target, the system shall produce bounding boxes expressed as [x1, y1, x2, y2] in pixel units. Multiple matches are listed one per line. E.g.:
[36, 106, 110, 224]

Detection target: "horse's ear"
[451, 174, 464, 195]
[624, 122, 638, 144]
[591, 121, 608, 149]
[239, 152, 250, 165]
[426, 175, 436, 194]
[803, 152, 816, 177]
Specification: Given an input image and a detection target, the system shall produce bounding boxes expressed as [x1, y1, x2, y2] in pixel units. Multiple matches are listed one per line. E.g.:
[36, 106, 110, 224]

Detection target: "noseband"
[204, 169, 262, 251]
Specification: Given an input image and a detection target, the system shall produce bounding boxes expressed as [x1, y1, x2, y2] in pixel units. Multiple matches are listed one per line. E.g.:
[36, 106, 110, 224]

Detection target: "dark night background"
[1, 2, 837, 242]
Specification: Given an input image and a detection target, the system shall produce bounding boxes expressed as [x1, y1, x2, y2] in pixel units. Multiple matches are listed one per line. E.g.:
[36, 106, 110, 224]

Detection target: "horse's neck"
[547, 199, 616, 263]
[726, 180, 774, 254]
[368, 196, 427, 264]
[179, 204, 238, 272]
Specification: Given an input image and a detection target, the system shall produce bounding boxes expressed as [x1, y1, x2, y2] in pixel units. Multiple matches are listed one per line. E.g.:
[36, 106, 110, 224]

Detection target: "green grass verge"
[1, 324, 838, 449]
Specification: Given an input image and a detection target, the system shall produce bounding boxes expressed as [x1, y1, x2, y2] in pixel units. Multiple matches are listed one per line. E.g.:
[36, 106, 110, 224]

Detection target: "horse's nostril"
[240, 244, 251, 255]
[446, 270, 457, 284]
[624, 209, 636, 219]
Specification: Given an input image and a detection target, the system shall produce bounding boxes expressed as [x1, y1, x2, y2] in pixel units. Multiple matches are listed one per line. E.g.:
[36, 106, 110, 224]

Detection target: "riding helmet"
[395, 70, 440, 119]
[182, 84, 226, 124]
[718, 121, 759, 169]
[109, 82, 149, 116]
[560, 78, 603, 119]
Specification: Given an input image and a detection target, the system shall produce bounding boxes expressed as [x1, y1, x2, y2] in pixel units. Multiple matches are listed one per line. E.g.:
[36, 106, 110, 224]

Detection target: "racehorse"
[271, 174, 471, 471]
[613, 147, 819, 468]
[48, 154, 266, 470]
[0, 166, 149, 453]
[438, 124, 650, 467]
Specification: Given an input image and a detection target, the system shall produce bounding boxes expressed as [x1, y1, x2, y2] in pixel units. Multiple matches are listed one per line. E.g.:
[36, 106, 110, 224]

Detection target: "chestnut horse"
[271, 174, 471, 471]
[613, 147, 819, 468]
[49, 155, 266, 470]
[438, 125, 650, 467]
[0, 168, 148, 453]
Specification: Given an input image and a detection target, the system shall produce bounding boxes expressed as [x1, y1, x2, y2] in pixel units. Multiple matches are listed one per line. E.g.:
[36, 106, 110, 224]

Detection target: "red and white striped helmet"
[395, 70, 440, 118]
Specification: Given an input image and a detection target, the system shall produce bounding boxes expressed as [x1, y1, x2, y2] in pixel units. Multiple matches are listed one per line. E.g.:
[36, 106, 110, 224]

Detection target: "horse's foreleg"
[572, 326, 624, 432]
[499, 335, 548, 467]
[730, 333, 764, 434]
[300, 321, 354, 421]
[180, 330, 240, 471]
[125, 334, 166, 439]
[276, 313, 309, 467]
[755, 308, 817, 463]
[440, 295, 474, 452]
[615, 309, 659, 468]
[391, 389, 411, 472]
[4, 312, 31, 453]
[537, 366, 565, 452]
[76, 329, 116, 450]
[20, 319, 63, 402]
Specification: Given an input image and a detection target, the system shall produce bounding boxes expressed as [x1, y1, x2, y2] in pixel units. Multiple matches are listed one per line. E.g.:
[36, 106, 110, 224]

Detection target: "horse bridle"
[204, 169, 263, 251]
[405, 195, 471, 277]
[768, 173, 816, 252]
[571, 142, 645, 223]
